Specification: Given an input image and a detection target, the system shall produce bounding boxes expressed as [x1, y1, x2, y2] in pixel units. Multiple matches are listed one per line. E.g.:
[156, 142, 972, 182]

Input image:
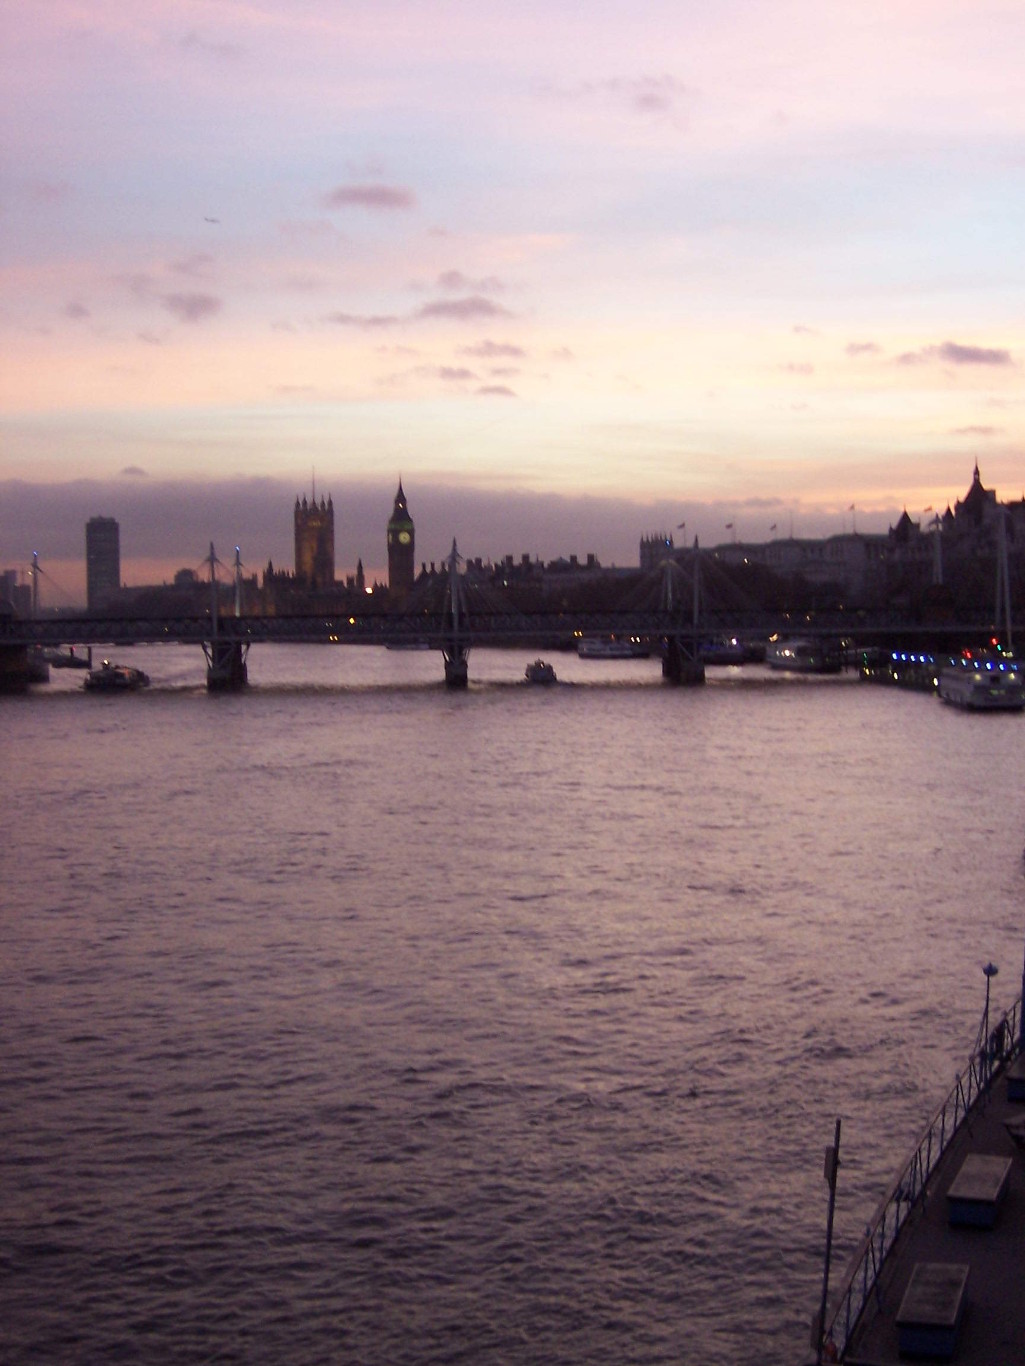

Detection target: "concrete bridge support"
[443, 646, 469, 689]
[662, 636, 705, 686]
[0, 643, 31, 693]
[204, 640, 249, 691]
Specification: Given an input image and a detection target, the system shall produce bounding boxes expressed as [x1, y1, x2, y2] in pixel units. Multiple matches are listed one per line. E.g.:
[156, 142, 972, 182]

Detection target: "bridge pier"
[203, 640, 249, 691]
[662, 636, 705, 686]
[0, 643, 31, 693]
[443, 646, 469, 689]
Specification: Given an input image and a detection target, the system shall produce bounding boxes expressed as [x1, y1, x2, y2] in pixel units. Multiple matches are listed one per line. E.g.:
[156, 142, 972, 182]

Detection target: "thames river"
[3, 646, 1024, 1365]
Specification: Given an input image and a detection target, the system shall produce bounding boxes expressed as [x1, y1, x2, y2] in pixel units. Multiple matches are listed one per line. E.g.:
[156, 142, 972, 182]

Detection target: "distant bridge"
[1, 543, 1014, 691]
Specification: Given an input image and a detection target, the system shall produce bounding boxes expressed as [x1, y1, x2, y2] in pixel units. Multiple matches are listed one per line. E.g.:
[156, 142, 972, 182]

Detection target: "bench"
[946, 1152, 1012, 1227]
[896, 1262, 969, 1359]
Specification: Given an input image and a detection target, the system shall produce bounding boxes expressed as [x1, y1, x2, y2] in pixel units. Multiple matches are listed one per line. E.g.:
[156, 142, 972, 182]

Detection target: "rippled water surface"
[3, 647, 1024, 1365]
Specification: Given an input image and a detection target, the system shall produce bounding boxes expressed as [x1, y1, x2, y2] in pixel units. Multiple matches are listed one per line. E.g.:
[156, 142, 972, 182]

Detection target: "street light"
[983, 962, 999, 1078]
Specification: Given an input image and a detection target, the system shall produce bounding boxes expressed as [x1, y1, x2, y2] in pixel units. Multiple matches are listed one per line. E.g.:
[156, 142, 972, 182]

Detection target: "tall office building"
[86, 516, 121, 609]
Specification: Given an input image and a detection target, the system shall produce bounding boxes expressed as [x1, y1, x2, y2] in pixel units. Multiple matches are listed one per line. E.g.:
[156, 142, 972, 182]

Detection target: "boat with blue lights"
[936, 648, 1024, 712]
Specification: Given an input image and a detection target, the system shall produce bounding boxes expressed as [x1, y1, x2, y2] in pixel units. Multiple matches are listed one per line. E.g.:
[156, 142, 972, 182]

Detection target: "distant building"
[1, 568, 31, 616]
[387, 480, 415, 603]
[640, 533, 675, 571]
[86, 516, 120, 609]
[294, 494, 334, 588]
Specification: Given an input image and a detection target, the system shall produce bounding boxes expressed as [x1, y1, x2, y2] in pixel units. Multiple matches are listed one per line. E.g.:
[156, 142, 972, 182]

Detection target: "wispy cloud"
[477, 385, 517, 397]
[460, 339, 526, 359]
[436, 270, 505, 294]
[846, 341, 882, 356]
[161, 293, 222, 324]
[952, 425, 1001, 436]
[541, 73, 688, 117]
[179, 31, 244, 60]
[416, 296, 512, 321]
[322, 184, 416, 211]
[896, 340, 1014, 366]
[324, 311, 401, 329]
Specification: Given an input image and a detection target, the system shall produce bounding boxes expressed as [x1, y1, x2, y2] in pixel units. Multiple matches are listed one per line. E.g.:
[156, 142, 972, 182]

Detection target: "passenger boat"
[764, 636, 842, 674]
[936, 649, 1025, 712]
[814, 976, 1025, 1364]
[83, 660, 151, 692]
[577, 635, 649, 659]
[524, 658, 557, 685]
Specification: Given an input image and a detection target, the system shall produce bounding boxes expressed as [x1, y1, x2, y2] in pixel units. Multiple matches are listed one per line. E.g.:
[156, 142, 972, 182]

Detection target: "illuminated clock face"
[398, 530, 411, 544]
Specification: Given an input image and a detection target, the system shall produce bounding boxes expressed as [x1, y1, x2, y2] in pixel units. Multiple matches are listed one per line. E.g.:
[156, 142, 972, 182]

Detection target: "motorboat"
[525, 658, 557, 685]
[936, 648, 1025, 711]
[83, 660, 151, 692]
[577, 635, 649, 659]
[700, 636, 746, 666]
[764, 636, 842, 674]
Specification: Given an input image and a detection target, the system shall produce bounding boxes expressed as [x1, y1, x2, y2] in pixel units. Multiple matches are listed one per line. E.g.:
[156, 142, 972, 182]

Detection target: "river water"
[3, 646, 1024, 1365]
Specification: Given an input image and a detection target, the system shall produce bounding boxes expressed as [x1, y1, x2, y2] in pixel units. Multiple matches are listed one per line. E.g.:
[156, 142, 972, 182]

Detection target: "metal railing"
[822, 995, 1021, 1360]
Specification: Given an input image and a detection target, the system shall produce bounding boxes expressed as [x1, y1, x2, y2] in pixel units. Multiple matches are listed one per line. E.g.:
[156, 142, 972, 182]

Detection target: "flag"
[769, 523, 777, 531]
[725, 522, 733, 529]
[676, 521, 686, 529]
[848, 504, 855, 511]
[923, 506, 933, 512]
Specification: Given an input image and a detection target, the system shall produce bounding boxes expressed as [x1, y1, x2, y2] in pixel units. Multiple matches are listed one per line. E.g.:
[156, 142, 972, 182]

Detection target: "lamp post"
[983, 962, 999, 1078]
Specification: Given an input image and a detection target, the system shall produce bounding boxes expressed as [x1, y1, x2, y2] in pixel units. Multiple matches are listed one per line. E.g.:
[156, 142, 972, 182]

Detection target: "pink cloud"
[322, 184, 416, 211]
[416, 296, 512, 321]
[161, 293, 222, 323]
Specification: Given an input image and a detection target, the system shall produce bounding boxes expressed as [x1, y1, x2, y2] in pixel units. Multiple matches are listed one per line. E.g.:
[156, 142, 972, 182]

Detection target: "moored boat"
[83, 660, 151, 692]
[577, 635, 649, 659]
[936, 648, 1024, 712]
[700, 636, 746, 666]
[765, 635, 842, 674]
[45, 645, 91, 669]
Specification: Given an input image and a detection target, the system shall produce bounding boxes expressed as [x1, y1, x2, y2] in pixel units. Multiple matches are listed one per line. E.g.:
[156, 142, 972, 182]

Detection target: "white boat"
[524, 658, 557, 685]
[764, 636, 842, 674]
[936, 649, 1025, 711]
[83, 660, 151, 692]
[577, 635, 649, 659]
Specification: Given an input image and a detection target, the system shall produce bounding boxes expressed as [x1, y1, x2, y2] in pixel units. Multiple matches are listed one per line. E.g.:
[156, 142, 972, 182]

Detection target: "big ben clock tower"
[387, 480, 415, 603]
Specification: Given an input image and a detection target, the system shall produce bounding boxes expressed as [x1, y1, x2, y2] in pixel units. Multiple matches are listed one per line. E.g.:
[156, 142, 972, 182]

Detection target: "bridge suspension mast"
[442, 538, 469, 688]
[660, 537, 705, 686]
[202, 541, 249, 691]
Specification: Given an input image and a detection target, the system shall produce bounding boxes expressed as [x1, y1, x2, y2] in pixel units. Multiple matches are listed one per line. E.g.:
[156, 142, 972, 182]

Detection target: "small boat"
[525, 658, 557, 685]
[764, 636, 842, 673]
[45, 646, 91, 669]
[83, 660, 151, 692]
[936, 648, 1025, 711]
[577, 635, 649, 659]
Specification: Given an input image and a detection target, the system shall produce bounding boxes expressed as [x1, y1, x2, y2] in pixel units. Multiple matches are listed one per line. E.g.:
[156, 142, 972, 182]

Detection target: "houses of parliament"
[261, 481, 416, 613]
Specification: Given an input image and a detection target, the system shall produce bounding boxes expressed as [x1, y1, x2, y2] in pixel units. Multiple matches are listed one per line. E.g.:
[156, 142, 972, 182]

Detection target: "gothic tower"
[387, 480, 415, 602]
[294, 493, 334, 589]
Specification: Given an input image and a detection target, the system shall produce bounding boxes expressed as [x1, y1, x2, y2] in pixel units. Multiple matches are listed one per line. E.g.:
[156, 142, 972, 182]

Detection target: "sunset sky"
[3, 0, 1024, 598]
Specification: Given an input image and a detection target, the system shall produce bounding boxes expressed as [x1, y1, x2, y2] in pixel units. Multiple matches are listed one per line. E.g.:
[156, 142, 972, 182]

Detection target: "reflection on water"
[3, 648, 1024, 1365]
